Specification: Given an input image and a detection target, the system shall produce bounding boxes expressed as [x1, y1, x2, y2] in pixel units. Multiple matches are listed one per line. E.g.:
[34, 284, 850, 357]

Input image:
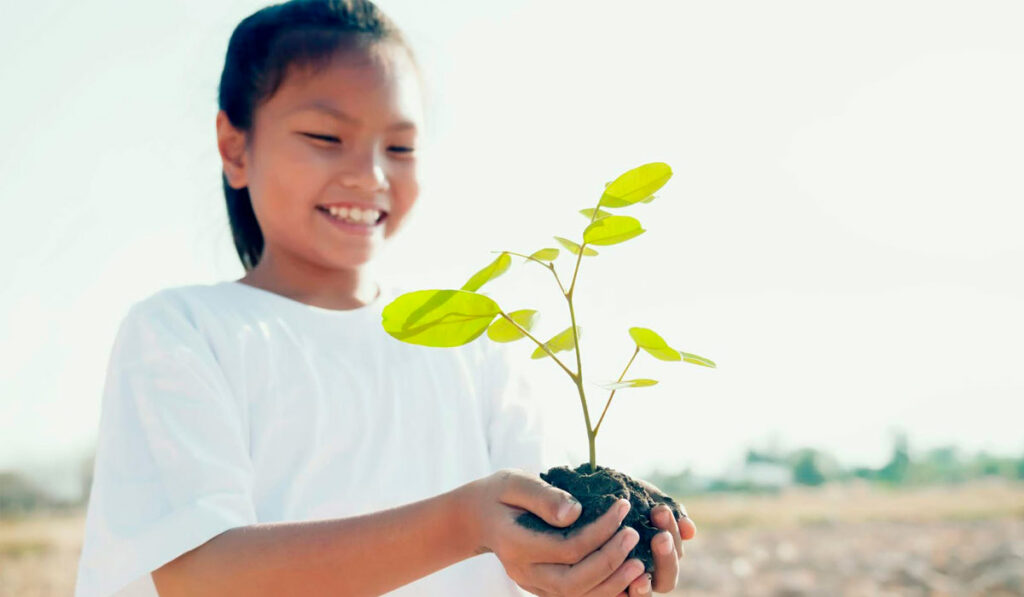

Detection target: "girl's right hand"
[459, 469, 648, 597]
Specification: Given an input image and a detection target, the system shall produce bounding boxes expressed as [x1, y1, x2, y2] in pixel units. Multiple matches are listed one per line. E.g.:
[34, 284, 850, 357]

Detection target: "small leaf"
[487, 309, 539, 342]
[629, 326, 682, 361]
[579, 207, 614, 220]
[583, 215, 646, 246]
[531, 326, 581, 359]
[599, 162, 673, 208]
[554, 236, 598, 257]
[597, 378, 659, 390]
[639, 194, 658, 204]
[461, 252, 512, 292]
[681, 351, 716, 368]
[382, 289, 501, 347]
[528, 248, 560, 262]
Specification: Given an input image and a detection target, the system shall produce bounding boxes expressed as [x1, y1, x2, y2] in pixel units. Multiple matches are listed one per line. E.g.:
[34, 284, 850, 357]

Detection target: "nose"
[340, 145, 389, 193]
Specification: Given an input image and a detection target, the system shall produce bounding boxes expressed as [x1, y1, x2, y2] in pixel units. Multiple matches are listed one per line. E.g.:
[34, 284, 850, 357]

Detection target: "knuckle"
[494, 468, 522, 496]
[562, 537, 587, 562]
[555, 541, 581, 564]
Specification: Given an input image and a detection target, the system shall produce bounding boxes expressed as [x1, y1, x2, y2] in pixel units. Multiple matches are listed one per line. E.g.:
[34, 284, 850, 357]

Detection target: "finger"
[627, 571, 653, 597]
[650, 505, 683, 556]
[548, 526, 637, 595]
[523, 498, 631, 565]
[671, 500, 697, 541]
[637, 478, 697, 540]
[649, 531, 679, 593]
[499, 470, 581, 527]
[583, 557, 646, 597]
[679, 513, 697, 541]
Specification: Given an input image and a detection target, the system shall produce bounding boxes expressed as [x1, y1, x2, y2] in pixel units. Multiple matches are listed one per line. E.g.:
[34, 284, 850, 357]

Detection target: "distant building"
[720, 460, 793, 490]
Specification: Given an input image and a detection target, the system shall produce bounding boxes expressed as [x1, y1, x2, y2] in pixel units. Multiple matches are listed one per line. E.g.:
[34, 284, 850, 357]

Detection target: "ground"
[1, 480, 1021, 596]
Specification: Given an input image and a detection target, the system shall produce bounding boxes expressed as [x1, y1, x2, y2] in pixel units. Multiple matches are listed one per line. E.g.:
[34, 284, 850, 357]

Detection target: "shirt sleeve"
[74, 292, 257, 597]
[483, 340, 571, 476]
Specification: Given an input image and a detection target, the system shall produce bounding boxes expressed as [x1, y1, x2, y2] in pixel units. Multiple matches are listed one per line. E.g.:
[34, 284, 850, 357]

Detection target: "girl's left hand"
[624, 479, 697, 596]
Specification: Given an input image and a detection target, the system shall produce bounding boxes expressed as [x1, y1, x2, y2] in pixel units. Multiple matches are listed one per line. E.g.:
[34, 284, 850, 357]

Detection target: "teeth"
[324, 205, 381, 225]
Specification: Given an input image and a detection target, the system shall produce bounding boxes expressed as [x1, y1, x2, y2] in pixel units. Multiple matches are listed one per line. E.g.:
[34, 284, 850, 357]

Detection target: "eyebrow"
[291, 100, 417, 131]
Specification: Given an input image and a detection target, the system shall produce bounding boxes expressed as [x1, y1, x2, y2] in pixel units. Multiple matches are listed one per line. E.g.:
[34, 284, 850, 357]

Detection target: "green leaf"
[554, 236, 598, 257]
[579, 207, 614, 220]
[639, 194, 658, 204]
[381, 289, 500, 347]
[628, 326, 682, 361]
[681, 351, 717, 368]
[487, 309, 539, 342]
[583, 215, 646, 246]
[597, 378, 659, 390]
[461, 252, 511, 292]
[531, 326, 581, 359]
[599, 162, 673, 208]
[528, 248, 560, 262]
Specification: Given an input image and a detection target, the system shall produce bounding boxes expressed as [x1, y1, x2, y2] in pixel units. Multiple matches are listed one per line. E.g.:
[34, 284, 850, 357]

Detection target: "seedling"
[380, 162, 716, 572]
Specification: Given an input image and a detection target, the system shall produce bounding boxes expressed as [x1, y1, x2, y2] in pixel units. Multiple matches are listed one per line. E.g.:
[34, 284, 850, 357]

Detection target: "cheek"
[254, 149, 326, 227]
[385, 168, 420, 234]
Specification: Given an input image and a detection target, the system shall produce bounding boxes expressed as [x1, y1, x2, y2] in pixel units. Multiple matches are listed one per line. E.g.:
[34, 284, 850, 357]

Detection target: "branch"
[497, 311, 578, 381]
[493, 250, 569, 296]
[593, 345, 640, 435]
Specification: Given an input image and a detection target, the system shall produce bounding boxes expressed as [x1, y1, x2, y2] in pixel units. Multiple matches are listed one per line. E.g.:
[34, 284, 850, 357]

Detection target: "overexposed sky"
[2, 0, 1022, 487]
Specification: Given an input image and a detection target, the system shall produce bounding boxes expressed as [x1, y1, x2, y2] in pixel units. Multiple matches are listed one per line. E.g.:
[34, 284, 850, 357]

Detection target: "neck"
[237, 246, 380, 311]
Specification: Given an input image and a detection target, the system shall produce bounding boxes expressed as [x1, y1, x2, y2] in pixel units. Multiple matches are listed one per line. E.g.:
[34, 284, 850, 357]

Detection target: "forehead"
[267, 42, 423, 127]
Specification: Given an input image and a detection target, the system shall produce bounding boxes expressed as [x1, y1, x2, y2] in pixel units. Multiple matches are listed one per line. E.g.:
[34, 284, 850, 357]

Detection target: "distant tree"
[791, 449, 826, 486]
[877, 432, 910, 484]
[745, 448, 784, 465]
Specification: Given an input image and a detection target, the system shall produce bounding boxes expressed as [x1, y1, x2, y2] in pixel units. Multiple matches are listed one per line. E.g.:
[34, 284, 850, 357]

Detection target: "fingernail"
[620, 528, 639, 549]
[639, 573, 652, 591]
[558, 498, 581, 522]
[656, 532, 673, 555]
[617, 499, 631, 521]
[628, 558, 645, 576]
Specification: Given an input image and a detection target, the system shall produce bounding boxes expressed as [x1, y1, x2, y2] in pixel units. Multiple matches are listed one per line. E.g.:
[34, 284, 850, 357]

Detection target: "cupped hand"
[462, 469, 650, 596]
[622, 478, 697, 596]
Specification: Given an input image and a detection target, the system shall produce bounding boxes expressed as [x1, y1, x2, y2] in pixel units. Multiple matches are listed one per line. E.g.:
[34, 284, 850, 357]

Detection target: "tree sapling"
[380, 162, 716, 572]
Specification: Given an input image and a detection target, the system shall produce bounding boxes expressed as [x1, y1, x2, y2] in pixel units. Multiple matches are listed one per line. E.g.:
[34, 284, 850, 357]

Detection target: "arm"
[153, 483, 476, 597]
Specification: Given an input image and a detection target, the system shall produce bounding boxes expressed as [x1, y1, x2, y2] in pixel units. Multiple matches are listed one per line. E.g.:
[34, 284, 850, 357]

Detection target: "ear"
[216, 110, 249, 189]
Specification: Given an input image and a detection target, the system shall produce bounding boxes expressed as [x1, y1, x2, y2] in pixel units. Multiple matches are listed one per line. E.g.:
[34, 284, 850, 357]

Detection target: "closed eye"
[301, 133, 339, 144]
[299, 133, 413, 154]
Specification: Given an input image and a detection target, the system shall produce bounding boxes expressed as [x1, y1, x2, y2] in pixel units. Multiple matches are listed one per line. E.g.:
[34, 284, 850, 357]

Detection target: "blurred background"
[2, 0, 1022, 595]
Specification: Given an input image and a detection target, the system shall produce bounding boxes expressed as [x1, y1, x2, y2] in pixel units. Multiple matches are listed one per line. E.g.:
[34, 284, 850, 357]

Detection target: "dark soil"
[514, 463, 684, 573]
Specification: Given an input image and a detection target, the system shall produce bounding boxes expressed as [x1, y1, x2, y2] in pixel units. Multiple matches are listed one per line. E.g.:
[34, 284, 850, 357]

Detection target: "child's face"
[221, 40, 424, 270]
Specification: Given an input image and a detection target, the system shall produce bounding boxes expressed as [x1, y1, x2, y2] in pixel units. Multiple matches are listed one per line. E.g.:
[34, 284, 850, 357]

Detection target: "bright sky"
[2, 1, 1022, 495]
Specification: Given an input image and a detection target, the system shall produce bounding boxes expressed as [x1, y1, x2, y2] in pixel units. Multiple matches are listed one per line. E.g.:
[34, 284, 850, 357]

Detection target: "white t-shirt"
[74, 279, 568, 597]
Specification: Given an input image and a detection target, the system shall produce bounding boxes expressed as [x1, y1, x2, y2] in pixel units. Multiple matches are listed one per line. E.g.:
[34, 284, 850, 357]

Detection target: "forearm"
[152, 483, 479, 596]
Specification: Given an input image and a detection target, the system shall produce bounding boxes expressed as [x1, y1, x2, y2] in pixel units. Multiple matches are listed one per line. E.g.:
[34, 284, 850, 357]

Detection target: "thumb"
[502, 473, 582, 528]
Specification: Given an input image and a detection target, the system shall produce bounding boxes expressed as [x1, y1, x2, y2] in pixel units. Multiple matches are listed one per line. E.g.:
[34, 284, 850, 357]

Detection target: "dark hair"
[217, 0, 420, 271]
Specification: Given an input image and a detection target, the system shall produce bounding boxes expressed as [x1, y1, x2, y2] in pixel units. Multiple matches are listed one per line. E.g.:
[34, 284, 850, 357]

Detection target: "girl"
[73, 1, 695, 595]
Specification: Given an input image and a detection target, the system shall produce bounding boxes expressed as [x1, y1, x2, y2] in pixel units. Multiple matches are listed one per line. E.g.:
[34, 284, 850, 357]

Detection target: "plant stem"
[494, 250, 569, 296]
[593, 345, 640, 435]
[566, 205, 606, 471]
[497, 311, 577, 380]
[564, 236, 595, 469]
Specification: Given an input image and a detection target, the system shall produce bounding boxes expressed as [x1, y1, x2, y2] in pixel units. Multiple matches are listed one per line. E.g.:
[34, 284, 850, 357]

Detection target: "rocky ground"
[2, 480, 1022, 596]
[672, 519, 1024, 596]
